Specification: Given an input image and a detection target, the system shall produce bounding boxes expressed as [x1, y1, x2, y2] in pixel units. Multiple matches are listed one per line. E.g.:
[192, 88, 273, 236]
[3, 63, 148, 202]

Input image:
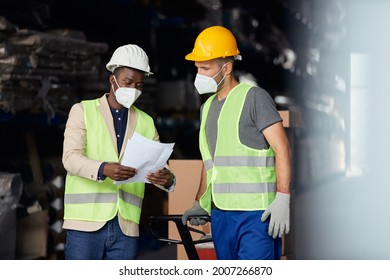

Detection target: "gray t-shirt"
[201, 86, 282, 157]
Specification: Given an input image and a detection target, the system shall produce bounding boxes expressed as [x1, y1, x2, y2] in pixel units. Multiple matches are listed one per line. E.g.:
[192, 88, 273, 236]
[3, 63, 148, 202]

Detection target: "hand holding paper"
[114, 132, 174, 184]
[145, 168, 173, 187]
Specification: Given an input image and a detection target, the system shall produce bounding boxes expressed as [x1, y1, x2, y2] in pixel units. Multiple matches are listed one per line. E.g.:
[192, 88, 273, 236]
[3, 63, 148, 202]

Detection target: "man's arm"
[262, 121, 291, 194]
[62, 103, 102, 180]
[195, 164, 208, 201]
[261, 121, 292, 238]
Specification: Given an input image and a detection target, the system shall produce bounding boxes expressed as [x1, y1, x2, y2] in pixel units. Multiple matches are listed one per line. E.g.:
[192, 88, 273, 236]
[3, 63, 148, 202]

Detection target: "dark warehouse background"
[1, 0, 390, 260]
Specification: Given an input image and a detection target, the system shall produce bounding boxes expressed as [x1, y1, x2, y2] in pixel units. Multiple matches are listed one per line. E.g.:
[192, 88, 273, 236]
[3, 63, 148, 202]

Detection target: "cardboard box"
[278, 109, 302, 128]
[16, 210, 48, 259]
[168, 160, 210, 260]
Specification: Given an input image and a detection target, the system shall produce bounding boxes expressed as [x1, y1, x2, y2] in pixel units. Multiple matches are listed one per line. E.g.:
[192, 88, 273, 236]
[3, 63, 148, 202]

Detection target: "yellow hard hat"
[185, 26, 241, 61]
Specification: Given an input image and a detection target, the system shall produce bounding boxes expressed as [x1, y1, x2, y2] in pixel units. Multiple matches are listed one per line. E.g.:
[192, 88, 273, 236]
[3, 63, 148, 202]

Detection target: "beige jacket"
[62, 94, 174, 236]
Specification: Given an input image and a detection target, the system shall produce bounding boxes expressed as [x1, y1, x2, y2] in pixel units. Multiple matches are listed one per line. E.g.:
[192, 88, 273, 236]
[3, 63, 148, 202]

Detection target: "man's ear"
[225, 61, 234, 75]
[109, 74, 115, 84]
[109, 74, 117, 94]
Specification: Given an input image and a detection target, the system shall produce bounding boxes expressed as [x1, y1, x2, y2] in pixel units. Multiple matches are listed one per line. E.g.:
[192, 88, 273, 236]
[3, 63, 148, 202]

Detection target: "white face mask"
[194, 64, 227, 94]
[112, 76, 142, 108]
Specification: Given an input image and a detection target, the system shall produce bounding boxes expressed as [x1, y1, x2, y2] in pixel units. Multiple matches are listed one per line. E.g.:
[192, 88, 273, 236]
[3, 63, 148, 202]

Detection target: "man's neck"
[216, 78, 239, 100]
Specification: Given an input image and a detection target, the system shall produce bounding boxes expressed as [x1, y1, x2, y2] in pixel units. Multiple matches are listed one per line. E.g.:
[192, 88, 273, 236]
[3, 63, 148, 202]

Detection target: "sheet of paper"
[114, 132, 174, 184]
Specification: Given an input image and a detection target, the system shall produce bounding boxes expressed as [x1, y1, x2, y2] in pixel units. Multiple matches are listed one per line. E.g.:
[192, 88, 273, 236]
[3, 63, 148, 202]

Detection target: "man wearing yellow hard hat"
[182, 26, 291, 260]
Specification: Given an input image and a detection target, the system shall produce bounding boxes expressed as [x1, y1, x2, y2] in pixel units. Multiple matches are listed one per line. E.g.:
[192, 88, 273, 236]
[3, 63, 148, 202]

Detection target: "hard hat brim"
[185, 52, 218, 61]
[185, 52, 242, 61]
[106, 64, 153, 76]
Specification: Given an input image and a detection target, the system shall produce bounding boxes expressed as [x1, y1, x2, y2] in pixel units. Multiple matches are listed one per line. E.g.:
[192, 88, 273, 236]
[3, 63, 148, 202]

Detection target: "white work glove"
[261, 192, 290, 239]
[181, 200, 209, 226]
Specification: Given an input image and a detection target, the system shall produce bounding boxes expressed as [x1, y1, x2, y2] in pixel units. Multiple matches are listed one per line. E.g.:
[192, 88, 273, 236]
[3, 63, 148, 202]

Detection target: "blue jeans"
[211, 208, 282, 260]
[65, 216, 139, 260]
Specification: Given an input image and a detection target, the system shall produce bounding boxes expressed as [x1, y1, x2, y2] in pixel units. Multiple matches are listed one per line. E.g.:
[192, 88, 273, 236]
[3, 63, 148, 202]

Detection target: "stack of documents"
[114, 132, 174, 184]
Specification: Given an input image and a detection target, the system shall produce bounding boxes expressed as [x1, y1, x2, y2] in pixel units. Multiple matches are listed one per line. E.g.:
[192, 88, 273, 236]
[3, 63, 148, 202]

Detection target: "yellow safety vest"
[64, 99, 155, 224]
[199, 83, 276, 213]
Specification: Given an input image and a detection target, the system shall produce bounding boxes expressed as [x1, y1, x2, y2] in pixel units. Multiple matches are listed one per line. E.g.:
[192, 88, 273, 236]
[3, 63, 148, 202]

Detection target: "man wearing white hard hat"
[62, 44, 175, 260]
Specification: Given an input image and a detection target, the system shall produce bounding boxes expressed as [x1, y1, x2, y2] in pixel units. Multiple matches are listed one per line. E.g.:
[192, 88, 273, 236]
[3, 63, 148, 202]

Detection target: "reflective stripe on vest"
[64, 100, 155, 223]
[199, 83, 276, 213]
[203, 155, 275, 171]
[65, 189, 143, 208]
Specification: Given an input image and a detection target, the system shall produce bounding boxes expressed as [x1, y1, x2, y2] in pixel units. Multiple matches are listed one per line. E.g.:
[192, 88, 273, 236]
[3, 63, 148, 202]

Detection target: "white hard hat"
[106, 44, 153, 76]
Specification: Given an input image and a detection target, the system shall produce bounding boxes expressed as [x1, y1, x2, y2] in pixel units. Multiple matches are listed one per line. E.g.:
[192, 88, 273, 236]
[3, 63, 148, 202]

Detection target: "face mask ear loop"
[212, 63, 227, 79]
[216, 73, 227, 88]
[111, 75, 120, 95]
[112, 75, 120, 88]
[215, 63, 228, 88]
